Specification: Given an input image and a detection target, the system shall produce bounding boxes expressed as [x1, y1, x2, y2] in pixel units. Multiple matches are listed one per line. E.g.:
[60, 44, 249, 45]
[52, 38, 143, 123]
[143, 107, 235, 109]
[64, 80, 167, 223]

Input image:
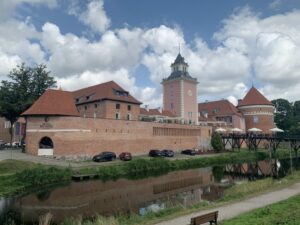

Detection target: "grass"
[0, 160, 39, 176]
[220, 194, 300, 225]
[0, 160, 71, 196]
[0, 148, 297, 197]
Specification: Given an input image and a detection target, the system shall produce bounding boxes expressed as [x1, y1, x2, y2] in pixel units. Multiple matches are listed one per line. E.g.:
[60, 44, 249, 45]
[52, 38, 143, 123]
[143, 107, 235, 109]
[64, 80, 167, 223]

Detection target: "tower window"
[116, 112, 120, 119]
[116, 103, 120, 109]
[128, 105, 131, 111]
[94, 104, 97, 108]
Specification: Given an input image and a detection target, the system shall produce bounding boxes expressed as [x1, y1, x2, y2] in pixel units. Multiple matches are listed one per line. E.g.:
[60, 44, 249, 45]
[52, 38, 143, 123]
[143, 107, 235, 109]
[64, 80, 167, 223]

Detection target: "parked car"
[161, 149, 174, 157]
[148, 149, 162, 157]
[92, 151, 116, 162]
[119, 152, 132, 161]
[181, 149, 196, 156]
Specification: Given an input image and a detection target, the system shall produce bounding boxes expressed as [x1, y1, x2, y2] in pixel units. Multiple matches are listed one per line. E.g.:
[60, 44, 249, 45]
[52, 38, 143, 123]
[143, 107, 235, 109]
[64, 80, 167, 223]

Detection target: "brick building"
[198, 87, 276, 133]
[22, 87, 211, 157]
[237, 86, 275, 132]
[162, 54, 198, 124]
[73, 81, 141, 120]
[198, 99, 245, 130]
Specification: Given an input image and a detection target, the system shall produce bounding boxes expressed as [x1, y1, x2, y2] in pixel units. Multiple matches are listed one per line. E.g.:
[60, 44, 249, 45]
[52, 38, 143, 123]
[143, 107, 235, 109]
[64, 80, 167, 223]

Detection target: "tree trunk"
[9, 121, 14, 147]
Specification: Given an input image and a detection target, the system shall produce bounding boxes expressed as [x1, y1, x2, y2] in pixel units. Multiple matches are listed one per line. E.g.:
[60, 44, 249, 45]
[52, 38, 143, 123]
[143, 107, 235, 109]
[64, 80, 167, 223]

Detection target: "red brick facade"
[25, 116, 212, 156]
[77, 100, 140, 121]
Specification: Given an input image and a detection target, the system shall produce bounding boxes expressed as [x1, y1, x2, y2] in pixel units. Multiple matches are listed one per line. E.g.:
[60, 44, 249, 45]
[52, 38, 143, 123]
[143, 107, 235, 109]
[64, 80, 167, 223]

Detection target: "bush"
[211, 132, 223, 152]
[16, 166, 71, 186]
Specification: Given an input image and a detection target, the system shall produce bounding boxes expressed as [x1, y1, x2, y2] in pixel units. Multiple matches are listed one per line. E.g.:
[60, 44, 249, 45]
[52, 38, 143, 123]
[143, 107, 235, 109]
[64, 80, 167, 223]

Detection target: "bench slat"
[191, 211, 218, 225]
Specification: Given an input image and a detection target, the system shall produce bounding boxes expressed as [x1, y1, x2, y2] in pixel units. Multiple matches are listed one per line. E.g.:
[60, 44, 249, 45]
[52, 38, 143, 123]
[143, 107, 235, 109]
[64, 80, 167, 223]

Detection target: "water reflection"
[1, 167, 215, 224]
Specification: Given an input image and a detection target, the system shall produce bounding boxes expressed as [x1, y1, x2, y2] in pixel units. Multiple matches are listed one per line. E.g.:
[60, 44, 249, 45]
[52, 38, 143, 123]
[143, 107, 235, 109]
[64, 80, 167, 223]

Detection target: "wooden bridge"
[220, 133, 300, 153]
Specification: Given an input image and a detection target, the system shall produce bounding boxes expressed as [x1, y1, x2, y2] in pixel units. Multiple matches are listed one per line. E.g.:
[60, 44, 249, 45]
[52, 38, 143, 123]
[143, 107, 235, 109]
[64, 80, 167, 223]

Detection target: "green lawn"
[221, 194, 300, 225]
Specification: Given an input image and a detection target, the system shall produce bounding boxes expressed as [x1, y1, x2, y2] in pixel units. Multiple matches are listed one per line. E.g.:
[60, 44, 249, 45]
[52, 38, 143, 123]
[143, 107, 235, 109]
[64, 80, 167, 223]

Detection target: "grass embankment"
[221, 194, 300, 225]
[0, 160, 71, 196]
[76, 149, 295, 181]
[58, 170, 300, 225]
[0, 148, 297, 197]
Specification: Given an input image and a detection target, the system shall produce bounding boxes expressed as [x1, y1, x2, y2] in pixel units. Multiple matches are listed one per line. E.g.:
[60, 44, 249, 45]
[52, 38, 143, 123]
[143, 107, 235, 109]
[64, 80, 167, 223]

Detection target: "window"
[171, 103, 174, 109]
[253, 116, 259, 124]
[76, 98, 79, 103]
[127, 105, 131, 111]
[113, 89, 129, 97]
[127, 113, 131, 120]
[116, 103, 120, 109]
[84, 106, 87, 110]
[116, 112, 120, 119]
[212, 108, 220, 114]
[188, 112, 193, 118]
[94, 104, 97, 108]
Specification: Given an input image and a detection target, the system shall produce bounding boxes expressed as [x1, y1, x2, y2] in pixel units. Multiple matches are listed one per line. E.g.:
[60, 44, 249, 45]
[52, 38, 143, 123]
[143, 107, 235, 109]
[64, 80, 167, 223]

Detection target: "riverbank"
[0, 148, 297, 197]
[220, 193, 300, 225]
[58, 171, 300, 225]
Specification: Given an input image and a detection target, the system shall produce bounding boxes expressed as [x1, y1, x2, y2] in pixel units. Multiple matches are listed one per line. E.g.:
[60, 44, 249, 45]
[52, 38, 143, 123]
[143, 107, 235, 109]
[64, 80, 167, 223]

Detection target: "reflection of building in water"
[14, 168, 213, 223]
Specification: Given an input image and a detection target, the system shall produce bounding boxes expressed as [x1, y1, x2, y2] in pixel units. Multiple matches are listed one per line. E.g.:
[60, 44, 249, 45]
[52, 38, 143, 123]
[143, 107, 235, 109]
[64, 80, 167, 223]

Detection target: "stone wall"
[25, 116, 212, 157]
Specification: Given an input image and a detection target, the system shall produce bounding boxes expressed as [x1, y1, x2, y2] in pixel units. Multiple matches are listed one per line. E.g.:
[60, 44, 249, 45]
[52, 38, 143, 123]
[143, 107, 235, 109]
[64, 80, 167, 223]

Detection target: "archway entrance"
[38, 137, 54, 156]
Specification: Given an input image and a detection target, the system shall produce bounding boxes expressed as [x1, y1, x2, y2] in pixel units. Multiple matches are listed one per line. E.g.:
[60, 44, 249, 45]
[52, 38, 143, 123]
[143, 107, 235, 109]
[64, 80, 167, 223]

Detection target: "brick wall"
[238, 106, 275, 133]
[76, 100, 140, 120]
[25, 116, 212, 156]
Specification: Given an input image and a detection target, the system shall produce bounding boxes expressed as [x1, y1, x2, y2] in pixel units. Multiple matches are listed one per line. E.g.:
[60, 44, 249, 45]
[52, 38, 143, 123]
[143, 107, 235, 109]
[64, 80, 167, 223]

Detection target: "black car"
[92, 151, 116, 162]
[181, 149, 196, 156]
[161, 149, 174, 157]
[148, 149, 162, 157]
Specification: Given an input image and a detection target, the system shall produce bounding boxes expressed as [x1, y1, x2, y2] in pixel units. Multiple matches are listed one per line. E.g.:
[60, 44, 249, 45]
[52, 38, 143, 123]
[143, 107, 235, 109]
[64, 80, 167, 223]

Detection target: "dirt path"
[155, 182, 300, 225]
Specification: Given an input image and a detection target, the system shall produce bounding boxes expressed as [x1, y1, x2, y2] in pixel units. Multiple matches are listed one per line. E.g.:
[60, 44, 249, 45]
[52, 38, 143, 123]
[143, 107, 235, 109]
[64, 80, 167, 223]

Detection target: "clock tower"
[162, 53, 198, 124]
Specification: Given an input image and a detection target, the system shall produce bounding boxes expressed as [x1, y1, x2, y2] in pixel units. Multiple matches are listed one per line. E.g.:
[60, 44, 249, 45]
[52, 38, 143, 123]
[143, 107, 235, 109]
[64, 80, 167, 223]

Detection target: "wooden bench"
[190, 211, 218, 225]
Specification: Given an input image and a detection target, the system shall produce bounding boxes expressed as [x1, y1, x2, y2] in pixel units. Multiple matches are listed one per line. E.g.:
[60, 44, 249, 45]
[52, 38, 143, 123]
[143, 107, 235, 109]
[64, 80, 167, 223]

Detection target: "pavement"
[0, 149, 216, 168]
[0, 149, 107, 168]
[155, 182, 300, 225]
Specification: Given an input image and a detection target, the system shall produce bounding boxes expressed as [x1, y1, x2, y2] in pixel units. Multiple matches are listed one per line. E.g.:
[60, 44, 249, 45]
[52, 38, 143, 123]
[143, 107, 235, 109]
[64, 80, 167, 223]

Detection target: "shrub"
[16, 166, 71, 186]
[211, 132, 223, 152]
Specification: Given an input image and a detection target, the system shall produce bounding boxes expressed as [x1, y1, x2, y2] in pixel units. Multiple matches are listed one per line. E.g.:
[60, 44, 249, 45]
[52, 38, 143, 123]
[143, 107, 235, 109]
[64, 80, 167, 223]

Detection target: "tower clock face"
[187, 90, 192, 96]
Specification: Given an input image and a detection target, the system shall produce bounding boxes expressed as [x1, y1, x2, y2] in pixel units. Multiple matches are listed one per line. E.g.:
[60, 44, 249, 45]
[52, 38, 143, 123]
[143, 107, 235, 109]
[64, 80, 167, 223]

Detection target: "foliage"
[221, 194, 300, 225]
[16, 166, 71, 186]
[212, 166, 224, 182]
[211, 132, 223, 152]
[272, 98, 300, 134]
[0, 63, 56, 143]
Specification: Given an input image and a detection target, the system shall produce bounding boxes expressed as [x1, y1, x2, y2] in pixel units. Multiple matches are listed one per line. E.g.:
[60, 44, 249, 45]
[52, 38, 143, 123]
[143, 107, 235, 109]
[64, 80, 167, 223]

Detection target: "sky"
[1, 0, 300, 107]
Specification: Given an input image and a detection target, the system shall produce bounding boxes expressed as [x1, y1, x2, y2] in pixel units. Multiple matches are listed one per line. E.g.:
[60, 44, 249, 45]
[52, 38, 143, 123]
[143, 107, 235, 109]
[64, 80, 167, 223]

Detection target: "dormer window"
[113, 89, 129, 97]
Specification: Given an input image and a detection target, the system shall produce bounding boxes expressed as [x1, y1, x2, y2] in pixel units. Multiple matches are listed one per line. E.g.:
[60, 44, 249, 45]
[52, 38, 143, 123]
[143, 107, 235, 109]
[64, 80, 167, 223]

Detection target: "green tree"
[293, 101, 300, 122]
[272, 99, 295, 131]
[211, 132, 223, 152]
[0, 63, 56, 144]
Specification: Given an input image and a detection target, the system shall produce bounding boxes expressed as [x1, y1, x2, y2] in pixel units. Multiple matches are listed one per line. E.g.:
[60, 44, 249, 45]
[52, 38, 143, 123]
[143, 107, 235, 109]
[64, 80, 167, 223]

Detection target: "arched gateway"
[38, 136, 54, 156]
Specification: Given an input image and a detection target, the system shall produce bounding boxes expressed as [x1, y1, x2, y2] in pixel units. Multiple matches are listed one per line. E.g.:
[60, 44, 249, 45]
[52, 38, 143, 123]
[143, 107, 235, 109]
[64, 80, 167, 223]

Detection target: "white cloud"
[2, 3, 300, 107]
[0, 0, 57, 19]
[78, 0, 111, 34]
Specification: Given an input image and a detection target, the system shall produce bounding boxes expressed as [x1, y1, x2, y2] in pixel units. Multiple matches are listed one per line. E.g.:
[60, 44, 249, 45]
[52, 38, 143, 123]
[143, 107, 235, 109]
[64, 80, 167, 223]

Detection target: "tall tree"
[272, 98, 297, 132]
[0, 63, 56, 144]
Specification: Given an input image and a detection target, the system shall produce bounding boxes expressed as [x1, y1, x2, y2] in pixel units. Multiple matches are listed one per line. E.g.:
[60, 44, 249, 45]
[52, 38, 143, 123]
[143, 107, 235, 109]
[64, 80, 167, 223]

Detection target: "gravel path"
[155, 182, 300, 225]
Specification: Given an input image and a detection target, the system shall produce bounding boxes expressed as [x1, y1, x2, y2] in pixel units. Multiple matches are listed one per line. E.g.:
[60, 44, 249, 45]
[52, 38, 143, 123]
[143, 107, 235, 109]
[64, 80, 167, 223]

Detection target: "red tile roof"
[238, 87, 272, 107]
[198, 99, 242, 120]
[22, 89, 80, 116]
[72, 81, 142, 105]
[140, 108, 175, 117]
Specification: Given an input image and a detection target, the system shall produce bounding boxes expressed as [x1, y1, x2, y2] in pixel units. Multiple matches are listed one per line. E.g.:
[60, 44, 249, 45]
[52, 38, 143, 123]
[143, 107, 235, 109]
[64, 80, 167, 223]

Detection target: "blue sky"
[1, 0, 300, 107]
